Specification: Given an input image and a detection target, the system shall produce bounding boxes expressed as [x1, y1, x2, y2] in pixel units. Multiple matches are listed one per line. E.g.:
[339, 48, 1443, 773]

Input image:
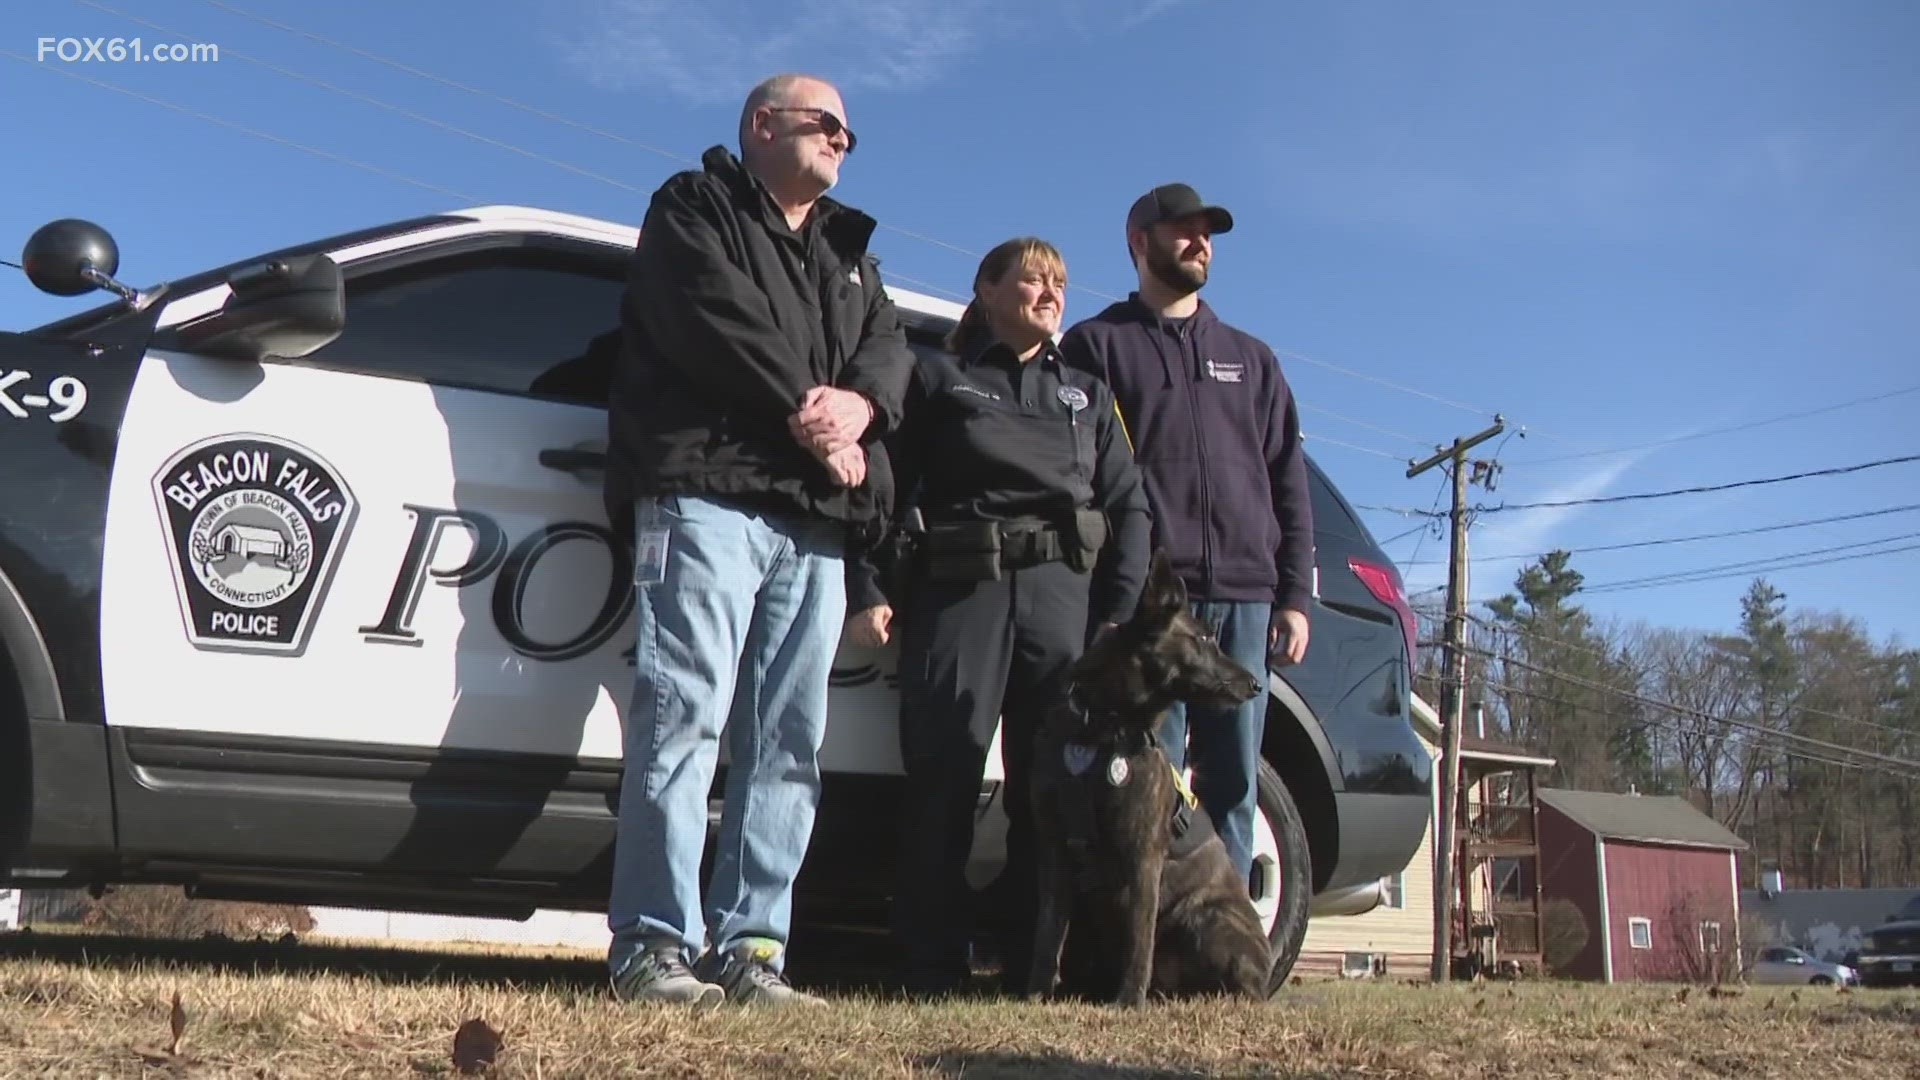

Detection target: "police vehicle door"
[99, 228, 639, 814]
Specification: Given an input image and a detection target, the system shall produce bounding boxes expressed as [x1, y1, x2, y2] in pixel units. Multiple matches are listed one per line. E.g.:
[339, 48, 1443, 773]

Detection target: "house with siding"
[1294, 716, 1438, 979]
[1297, 695, 1556, 981]
[1537, 788, 1748, 983]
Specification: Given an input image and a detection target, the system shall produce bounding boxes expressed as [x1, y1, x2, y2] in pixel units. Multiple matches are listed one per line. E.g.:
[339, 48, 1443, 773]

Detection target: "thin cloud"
[546, 0, 1195, 105]
[547, 0, 996, 106]
[1401, 453, 1648, 601]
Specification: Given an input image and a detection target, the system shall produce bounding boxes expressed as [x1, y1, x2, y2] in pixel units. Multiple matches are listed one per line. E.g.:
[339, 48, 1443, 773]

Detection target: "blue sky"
[4, 0, 1916, 648]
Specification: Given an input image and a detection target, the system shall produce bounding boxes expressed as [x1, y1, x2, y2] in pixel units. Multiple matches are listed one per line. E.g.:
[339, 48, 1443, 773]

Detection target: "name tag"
[1205, 359, 1244, 383]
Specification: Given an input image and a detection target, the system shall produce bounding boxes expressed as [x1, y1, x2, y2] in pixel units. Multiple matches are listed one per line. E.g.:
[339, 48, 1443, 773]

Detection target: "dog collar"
[1065, 681, 1130, 730]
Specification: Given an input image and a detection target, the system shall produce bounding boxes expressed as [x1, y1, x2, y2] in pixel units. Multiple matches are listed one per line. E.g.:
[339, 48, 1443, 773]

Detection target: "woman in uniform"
[844, 236, 1152, 994]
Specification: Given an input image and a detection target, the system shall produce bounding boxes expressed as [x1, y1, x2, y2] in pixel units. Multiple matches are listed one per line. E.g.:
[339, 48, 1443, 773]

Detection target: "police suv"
[0, 208, 1431, 987]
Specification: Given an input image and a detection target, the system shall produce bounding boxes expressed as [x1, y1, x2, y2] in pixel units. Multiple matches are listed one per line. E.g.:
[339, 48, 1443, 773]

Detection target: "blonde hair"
[945, 236, 1069, 354]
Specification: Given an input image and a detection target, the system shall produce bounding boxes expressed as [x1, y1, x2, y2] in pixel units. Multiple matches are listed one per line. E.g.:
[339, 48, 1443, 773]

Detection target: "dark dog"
[1026, 553, 1273, 1006]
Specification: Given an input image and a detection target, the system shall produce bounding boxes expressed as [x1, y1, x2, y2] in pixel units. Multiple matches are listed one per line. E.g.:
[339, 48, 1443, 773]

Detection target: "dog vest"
[1055, 729, 1218, 887]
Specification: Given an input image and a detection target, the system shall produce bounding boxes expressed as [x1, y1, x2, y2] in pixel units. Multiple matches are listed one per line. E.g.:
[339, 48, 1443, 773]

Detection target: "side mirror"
[21, 218, 162, 309]
[163, 254, 346, 362]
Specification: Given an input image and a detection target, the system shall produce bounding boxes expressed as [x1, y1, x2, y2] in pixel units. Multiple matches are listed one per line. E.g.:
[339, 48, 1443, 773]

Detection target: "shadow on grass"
[913, 1052, 1218, 1079]
[0, 928, 607, 991]
[0, 922, 921, 996]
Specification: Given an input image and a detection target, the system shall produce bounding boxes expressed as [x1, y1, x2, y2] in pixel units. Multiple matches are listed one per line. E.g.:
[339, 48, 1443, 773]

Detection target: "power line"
[1477, 452, 1920, 514]
[1400, 502, 1920, 566]
[1276, 348, 1498, 421]
[1576, 531, 1920, 593]
[1403, 470, 1453, 570]
[1477, 679, 1920, 783]
[1300, 404, 1432, 449]
[78, 0, 650, 194]
[1354, 503, 1448, 518]
[1522, 382, 1920, 466]
[1303, 434, 1405, 461]
[0, 51, 481, 201]
[196, 0, 1517, 437]
[1378, 522, 1433, 546]
[1462, 614, 1918, 740]
[1580, 540, 1920, 595]
[1478, 649, 1920, 774]
[200, 0, 693, 167]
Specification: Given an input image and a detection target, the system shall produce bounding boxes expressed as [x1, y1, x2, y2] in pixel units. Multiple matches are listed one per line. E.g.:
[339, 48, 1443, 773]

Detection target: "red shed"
[1536, 788, 1748, 983]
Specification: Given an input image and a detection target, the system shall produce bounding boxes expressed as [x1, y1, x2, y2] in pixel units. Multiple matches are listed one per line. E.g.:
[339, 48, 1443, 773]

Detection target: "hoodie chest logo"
[1204, 359, 1245, 384]
[950, 383, 1001, 401]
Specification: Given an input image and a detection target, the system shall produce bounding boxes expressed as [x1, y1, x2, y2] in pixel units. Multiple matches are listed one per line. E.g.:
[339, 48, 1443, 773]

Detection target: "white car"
[1747, 946, 1858, 986]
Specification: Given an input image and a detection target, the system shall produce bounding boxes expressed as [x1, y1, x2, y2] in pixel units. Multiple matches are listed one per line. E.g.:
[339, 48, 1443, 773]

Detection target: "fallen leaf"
[452, 1017, 503, 1074]
[169, 990, 186, 1056]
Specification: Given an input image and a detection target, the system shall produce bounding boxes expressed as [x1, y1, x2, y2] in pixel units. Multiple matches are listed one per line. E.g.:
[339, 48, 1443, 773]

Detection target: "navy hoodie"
[1058, 295, 1314, 614]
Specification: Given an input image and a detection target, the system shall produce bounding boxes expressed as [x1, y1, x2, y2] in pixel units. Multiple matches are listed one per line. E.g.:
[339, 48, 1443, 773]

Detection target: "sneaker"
[611, 942, 725, 1008]
[698, 938, 828, 1008]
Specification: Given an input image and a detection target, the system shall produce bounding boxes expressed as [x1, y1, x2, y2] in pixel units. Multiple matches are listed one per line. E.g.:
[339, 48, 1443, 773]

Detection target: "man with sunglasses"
[604, 73, 915, 1009]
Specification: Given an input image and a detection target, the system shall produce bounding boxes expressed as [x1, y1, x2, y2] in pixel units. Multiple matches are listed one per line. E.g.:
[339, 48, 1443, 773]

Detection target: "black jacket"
[1059, 296, 1314, 613]
[606, 146, 916, 536]
[848, 336, 1152, 627]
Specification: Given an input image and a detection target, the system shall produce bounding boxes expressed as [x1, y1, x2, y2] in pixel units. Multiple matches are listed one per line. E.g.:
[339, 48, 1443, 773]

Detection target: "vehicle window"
[1307, 460, 1367, 542]
[298, 243, 627, 406]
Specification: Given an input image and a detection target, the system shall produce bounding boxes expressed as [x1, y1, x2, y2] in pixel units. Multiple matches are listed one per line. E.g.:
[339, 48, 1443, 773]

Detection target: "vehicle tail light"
[1349, 556, 1418, 669]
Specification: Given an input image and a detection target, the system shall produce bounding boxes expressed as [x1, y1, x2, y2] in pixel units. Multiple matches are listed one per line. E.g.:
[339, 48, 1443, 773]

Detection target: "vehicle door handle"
[539, 447, 607, 476]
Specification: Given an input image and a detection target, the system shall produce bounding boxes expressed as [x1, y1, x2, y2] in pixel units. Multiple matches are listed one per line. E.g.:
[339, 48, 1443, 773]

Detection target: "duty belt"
[996, 525, 1067, 569]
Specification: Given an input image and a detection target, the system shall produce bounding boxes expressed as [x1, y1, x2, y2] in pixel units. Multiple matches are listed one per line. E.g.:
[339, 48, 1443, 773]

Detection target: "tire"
[1249, 758, 1313, 994]
[1810, 974, 1833, 986]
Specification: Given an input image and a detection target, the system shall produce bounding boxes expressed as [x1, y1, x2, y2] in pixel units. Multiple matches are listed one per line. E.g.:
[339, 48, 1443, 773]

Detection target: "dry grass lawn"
[2, 929, 1916, 1078]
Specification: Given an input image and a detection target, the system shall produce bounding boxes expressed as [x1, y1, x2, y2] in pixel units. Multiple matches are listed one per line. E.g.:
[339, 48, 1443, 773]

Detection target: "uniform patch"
[1204, 359, 1244, 383]
[151, 433, 359, 657]
[1063, 742, 1097, 776]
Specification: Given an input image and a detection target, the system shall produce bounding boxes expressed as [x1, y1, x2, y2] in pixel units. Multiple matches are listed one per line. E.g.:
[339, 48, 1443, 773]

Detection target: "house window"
[1629, 917, 1653, 950]
[1698, 921, 1722, 954]
[1342, 952, 1387, 979]
[1381, 873, 1405, 909]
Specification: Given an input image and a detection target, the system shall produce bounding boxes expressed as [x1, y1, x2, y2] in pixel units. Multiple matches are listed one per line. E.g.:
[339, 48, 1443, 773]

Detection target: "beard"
[1145, 237, 1207, 295]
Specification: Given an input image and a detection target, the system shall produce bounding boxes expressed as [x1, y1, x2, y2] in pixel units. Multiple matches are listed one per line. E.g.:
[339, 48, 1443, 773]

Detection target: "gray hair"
[737, 73, 806, 152]
[738, 73, 827, 154]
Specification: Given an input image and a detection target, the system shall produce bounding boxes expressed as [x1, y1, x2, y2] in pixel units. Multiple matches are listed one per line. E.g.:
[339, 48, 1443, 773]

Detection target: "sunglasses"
[765, 106, 857, 154]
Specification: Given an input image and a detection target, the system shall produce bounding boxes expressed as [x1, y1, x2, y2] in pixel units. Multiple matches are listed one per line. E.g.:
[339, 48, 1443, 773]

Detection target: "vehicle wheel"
[1810, 974, 1833, 986]
[1249, 759, 1312, 994]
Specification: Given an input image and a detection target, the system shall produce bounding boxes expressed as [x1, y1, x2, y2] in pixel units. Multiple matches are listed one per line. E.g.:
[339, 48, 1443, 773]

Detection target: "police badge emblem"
[1056, 385, 1089, 412]
[1106, 755, 1130, 787]
[1063, 742, 1097, 776]
[152, 433, 359, 657]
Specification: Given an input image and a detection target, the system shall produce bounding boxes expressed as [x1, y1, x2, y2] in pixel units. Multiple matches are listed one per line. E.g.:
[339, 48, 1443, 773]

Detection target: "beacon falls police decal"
[152, 433, 359, 656]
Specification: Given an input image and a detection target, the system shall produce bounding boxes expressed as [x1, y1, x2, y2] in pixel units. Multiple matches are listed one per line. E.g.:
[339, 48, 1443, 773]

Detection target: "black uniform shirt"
[849, 335, 1152, 626]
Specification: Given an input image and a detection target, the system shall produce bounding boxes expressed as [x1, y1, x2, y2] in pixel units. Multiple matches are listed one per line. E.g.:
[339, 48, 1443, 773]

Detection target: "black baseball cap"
[1126, 183, 1234, 235]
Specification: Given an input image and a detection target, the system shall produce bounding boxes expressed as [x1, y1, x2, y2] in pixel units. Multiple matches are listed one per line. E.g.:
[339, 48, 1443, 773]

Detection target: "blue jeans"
[1156, 600, 1271, 880]
[607, 495, 847, 980]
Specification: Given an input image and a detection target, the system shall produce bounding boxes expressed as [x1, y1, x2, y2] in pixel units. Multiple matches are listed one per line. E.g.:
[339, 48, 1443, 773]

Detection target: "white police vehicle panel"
[1, 206, 1391, 989]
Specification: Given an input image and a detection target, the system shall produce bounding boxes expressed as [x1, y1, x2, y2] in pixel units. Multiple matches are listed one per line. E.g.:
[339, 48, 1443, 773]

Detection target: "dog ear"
[1139, 551, 1187, 622]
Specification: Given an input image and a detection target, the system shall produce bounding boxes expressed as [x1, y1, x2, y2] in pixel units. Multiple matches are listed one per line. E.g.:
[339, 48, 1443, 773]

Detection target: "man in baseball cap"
[1058, 180, 1315, 885]
[1125, 182, 1235, 237]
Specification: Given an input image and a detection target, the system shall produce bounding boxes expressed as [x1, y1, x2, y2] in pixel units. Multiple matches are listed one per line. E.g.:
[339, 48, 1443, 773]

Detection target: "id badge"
[635, 528, 671, 586]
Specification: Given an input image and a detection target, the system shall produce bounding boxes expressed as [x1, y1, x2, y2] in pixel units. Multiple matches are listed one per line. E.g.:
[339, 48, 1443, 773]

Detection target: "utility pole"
[1409, 416, 1504, 983]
